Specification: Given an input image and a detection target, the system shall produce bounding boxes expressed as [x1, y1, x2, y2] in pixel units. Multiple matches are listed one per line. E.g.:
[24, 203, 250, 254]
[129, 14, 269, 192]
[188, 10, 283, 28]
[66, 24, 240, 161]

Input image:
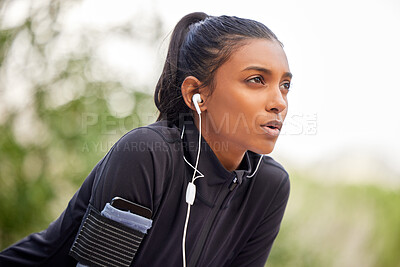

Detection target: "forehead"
[223, 39, 290, 73]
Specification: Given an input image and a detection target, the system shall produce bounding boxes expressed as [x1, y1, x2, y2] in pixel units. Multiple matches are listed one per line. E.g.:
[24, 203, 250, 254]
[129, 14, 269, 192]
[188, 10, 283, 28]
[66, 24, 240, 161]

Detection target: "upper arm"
[91, 127, 171, 216]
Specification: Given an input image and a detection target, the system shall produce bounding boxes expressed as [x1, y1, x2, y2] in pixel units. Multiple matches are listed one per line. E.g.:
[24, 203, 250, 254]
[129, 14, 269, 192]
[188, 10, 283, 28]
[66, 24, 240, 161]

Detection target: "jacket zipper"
[188, 176, 238, 267]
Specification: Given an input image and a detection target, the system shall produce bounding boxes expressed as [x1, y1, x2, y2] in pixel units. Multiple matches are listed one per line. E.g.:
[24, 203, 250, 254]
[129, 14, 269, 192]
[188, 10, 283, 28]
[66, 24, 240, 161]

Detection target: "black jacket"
[0, 119, 290, 267]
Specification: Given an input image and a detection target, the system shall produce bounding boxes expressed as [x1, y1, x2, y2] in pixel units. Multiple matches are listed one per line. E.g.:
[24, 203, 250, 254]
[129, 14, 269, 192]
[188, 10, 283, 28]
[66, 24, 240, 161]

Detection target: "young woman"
[0, 12, 292, 267]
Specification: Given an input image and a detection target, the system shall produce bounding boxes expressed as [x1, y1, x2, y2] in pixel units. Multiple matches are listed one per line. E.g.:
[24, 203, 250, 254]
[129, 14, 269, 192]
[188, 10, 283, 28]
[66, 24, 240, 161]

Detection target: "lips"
[261, 120, 282, 137]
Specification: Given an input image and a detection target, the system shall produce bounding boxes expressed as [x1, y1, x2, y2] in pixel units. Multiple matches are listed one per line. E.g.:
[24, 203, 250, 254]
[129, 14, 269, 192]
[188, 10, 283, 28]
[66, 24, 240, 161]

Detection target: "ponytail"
[154, 12, 280, 125]
[154, 12, 208, 123]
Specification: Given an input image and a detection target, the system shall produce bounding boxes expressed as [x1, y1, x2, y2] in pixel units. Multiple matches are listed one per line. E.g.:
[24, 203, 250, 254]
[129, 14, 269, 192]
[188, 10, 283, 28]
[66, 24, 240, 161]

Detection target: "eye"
[247, 76, 265, 84]
[280, 81, 291, 91]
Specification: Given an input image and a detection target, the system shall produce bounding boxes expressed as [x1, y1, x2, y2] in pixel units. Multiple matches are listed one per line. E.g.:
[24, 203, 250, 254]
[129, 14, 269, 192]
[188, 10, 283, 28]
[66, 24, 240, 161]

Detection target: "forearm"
[0, 162, 98, 266]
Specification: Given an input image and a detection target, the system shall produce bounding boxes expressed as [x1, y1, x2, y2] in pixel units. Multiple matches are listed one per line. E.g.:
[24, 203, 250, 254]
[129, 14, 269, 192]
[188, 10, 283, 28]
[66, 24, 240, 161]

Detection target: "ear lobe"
[181, 76, 207, 113]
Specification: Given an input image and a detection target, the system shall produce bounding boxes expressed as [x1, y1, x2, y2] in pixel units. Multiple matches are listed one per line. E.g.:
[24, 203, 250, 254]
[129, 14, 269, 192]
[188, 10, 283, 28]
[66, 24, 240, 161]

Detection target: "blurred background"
[0, 0, 399, 266]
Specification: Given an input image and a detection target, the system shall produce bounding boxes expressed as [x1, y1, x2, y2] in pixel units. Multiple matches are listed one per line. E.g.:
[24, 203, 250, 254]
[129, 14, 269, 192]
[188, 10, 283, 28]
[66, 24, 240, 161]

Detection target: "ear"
[181, 76, 208, 113]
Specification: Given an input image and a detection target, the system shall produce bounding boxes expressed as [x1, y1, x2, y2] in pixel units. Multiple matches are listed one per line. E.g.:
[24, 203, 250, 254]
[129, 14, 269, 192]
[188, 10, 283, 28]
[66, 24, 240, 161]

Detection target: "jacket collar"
[181, 118, 253, 186]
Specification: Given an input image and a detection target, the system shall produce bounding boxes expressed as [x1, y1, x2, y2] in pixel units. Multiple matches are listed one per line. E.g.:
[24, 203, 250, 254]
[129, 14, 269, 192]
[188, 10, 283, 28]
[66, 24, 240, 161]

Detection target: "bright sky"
[3, 0, 400, 175]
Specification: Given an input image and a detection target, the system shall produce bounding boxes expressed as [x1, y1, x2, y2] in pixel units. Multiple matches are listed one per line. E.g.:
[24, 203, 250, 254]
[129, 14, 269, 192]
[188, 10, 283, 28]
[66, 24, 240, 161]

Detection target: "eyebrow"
[242, 66, 293, 79]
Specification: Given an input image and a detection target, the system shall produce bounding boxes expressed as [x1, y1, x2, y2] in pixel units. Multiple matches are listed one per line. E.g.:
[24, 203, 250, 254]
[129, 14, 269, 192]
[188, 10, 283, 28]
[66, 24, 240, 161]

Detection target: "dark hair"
[154, 12, 281, 125]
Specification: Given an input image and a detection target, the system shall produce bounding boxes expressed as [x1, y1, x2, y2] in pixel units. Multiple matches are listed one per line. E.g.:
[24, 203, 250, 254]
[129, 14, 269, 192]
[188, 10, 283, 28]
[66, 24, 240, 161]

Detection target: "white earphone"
[192, 93, 202, 115]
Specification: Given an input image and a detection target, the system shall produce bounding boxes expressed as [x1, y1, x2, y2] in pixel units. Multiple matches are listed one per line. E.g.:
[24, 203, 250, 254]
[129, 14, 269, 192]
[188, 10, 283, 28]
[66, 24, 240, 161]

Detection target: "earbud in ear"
[192, 93, 203, 115]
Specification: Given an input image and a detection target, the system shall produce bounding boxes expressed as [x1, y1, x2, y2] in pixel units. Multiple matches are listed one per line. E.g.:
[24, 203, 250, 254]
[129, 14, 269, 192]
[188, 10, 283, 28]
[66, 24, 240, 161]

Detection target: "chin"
[250, 141, 276, 155]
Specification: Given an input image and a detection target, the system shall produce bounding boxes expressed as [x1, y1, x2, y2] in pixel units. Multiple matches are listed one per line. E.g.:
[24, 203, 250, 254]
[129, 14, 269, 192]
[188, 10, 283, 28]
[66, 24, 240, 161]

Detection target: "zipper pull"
[229, 176, 238, 191]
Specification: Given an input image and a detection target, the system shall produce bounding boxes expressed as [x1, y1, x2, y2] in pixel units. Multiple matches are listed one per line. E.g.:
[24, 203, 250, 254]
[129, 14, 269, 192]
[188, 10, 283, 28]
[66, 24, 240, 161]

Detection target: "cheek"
[207, 84, 240, 116]
[282, 98, 289, 120]
[204, 93, 233, 132]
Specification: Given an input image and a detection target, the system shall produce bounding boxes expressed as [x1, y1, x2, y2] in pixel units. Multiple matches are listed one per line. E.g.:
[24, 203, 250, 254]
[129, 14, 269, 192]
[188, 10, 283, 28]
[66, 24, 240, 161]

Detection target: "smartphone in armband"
[70, 198, 152, 266]
[111, 197, 152, 219]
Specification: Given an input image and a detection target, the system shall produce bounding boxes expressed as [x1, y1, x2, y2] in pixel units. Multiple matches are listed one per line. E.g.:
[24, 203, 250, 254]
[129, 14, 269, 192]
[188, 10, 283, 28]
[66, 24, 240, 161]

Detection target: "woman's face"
[202, 38, 291, 155]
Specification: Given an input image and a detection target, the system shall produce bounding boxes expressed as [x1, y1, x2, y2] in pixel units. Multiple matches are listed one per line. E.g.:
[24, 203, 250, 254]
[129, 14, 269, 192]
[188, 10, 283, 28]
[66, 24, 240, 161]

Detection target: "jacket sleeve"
[0, 127, 169, 266]
[90, 127, 170, 213]
[229, 174, 290, 267]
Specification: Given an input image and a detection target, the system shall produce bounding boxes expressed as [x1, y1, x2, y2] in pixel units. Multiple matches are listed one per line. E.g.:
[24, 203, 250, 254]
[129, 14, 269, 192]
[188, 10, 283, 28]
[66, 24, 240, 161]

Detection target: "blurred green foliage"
[1, 1, 400, 267]
[268, 174, 400, 267]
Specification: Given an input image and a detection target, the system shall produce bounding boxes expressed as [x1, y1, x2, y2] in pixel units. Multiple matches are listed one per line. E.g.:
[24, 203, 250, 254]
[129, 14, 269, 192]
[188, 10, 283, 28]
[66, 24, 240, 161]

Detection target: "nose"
[265, 86, 287, 114]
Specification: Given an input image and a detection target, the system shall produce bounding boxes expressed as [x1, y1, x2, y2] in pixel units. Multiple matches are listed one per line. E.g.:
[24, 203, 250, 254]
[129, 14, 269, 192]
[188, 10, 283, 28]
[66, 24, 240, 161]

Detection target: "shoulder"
[249, 152, 290, 198]
[261, 155, 289, 181]
[248, 154, 290, 223]
[92, 121, 182, 208]
[117, 120, 181, 147]
[101, 120, 183, 173]
[111, 120, 182, 155]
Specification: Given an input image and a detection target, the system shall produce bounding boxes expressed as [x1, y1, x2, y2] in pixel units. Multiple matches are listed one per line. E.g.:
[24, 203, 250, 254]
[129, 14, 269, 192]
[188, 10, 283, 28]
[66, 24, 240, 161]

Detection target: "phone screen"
[110, 197, 152, 219]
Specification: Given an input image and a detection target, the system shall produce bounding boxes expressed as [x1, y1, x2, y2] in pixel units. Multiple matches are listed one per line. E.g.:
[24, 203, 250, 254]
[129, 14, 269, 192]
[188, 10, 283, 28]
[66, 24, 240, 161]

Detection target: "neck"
[193, 114, 246, 172]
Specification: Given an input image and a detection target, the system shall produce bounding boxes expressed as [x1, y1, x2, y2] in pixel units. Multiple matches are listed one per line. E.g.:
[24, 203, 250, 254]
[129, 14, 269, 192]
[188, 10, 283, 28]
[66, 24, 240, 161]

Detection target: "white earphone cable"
[182, 203, 191, 267]
[247, 154, 264, 178]
[182, 110, 202, 267]
[182, 156, 204, 181]
[191, 113, 202, 183]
